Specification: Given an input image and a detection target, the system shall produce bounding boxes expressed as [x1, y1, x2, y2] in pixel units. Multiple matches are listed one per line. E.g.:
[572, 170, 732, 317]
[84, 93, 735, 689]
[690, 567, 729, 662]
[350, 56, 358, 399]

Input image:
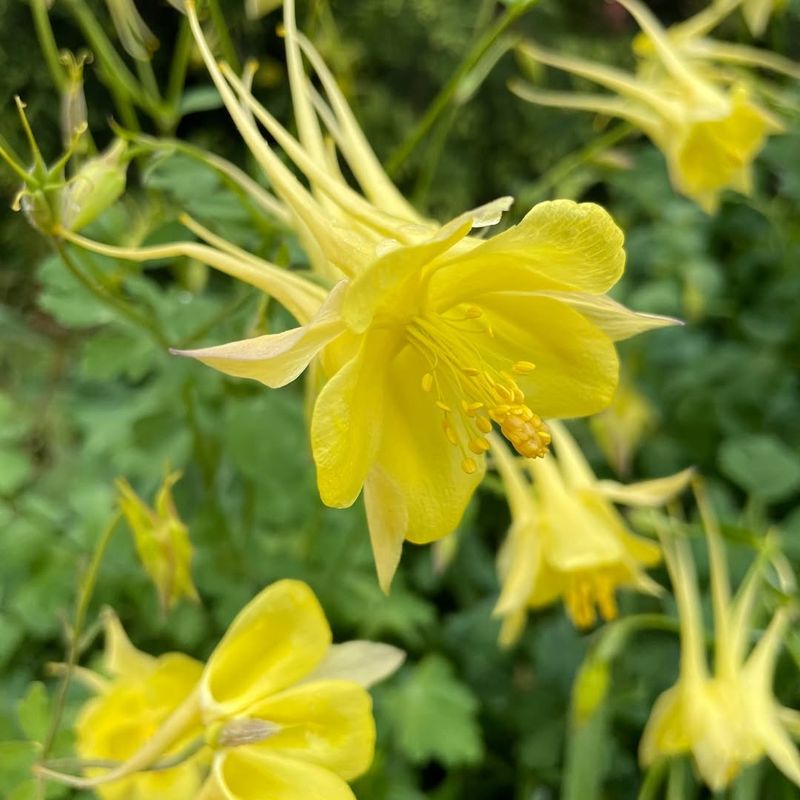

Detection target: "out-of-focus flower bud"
[104, 0, 158, 61]
[572, 657, 610, 727]
[116, 471, 199, 613]
[59, 139, 128, 232]
[60, 51, 90, 150]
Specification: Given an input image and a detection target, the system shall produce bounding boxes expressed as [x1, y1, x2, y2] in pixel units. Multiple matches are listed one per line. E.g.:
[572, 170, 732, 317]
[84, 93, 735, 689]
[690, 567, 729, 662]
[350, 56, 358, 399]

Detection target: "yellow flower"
[59, 581, 403, 800]
[640, 497, 800, 791]
[196, 580, 403, 800]
[116, 471, 199, 612]
[491, 421, 692, 644]
[513, 0, 791, 212]
[74, 610, 207, 800]
[61, 0, 674, 590]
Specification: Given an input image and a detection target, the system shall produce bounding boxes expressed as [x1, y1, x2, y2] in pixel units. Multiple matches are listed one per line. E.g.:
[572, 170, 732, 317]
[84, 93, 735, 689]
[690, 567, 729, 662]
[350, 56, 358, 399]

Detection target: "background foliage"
[1, 0, 800, 798]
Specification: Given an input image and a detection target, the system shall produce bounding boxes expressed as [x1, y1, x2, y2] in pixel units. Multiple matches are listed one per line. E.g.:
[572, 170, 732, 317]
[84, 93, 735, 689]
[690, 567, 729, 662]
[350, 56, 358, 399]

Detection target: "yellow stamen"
[462, 457, 477, 474]
[512, 360, 536, 374]
[421, 372, 434, 392]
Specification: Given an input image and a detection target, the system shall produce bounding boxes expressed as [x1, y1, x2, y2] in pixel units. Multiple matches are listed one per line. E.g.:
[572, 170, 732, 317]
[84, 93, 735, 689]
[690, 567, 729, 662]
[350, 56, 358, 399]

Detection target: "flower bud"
[572, 657, 610, 727]
[59, 140, 128, 232]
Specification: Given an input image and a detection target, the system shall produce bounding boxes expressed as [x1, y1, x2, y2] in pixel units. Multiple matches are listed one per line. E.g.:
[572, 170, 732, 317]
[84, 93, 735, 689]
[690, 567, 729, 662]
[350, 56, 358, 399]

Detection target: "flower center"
[407, 304, 551, 473]
[564, 570, 619, 629]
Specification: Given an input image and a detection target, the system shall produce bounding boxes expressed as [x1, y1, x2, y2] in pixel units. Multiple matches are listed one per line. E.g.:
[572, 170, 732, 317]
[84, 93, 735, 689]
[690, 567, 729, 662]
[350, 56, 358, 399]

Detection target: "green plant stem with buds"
[40, 511, 122, 761]
[386, 0, 541, 176]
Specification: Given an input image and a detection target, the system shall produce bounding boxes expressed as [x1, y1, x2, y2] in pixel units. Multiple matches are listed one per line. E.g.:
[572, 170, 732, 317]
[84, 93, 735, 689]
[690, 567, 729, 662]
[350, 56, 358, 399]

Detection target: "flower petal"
[173, 282, 347, 389]
[212, 749, 356, 800]
[301, 641, 405, 688]
[534, 290, 681, 341]
[245, 679, 375, 779]
[101, 608, 155, 679]
[202, 580, 331, 719]
[311, 327, 401, 509]
[370, 345, 485, 546]
[430, 200, 626, 308]
[363, 461, 408, 592]
[595, 467, 695, 507]
[479, 294, 619, 419]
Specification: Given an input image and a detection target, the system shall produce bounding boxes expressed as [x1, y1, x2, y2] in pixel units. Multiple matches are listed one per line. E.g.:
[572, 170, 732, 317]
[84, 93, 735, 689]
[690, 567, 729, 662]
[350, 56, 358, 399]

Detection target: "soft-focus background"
[1, 0, 800, 797]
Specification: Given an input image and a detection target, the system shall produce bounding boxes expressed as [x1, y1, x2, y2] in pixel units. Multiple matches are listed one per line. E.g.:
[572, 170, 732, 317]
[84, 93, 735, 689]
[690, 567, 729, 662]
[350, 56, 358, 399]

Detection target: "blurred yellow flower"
[63, 0, 675, 590]
[75, 610, 206, 800]
[60, 581, 403, 800]
[197, 580, 403, 800]
[590, 377, 656, 477]
[513, 0, 791, 212]
[640, 498, 800, 791]
[116, 471, 199, 612]
[492, 421, 692, 644]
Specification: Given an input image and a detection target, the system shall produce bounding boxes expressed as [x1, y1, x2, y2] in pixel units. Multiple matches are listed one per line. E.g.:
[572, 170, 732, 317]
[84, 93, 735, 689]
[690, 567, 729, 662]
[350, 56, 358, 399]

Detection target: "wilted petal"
[202, 581, 331, 719]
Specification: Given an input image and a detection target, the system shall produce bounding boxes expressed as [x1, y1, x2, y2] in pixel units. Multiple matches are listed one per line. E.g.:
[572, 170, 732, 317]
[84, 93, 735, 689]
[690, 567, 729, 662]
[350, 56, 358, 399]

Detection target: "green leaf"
[16, 683, 50, 743]
[0, 447, 33, 494]
[719, 435, 800, 503]
[179, 85, 225, 115]
[384, 655, 483, 767]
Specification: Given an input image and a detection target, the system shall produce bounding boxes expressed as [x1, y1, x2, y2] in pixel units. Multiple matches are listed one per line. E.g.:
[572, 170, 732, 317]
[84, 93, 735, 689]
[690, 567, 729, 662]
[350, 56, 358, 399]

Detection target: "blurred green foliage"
[1, 0, 800, 798]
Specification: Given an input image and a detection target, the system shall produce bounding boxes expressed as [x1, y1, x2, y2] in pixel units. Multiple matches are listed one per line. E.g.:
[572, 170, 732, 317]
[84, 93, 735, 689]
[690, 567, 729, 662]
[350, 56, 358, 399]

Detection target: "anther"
[461, 367, 480, 377]
[462, 457, 477, 474]
[512, 361, 536, 374]
[476, 417, 492, 434]
[464, 305, 482, 319]
[443, 422, 459, 447]
[436, 401, 451, 412]
[468, 437, 491, 454]
[421, 373, 434, 392]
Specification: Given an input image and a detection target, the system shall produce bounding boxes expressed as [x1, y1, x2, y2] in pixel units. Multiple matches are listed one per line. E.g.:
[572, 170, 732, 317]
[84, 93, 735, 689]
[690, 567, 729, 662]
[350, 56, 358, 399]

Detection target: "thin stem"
[206, 0, 241, 73]
[519, 122, 633, 207]
[166, 20, 194, 112]
[40, 511, 122, 759]
[31, 0, 68, 92]
[638, 758, 669, 800]
[386, 0, 540, 176]
[53, 241, 171, 350]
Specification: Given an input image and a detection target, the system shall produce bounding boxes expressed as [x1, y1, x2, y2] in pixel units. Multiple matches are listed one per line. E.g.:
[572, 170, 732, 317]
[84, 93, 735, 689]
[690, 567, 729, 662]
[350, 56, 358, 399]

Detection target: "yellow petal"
[547, 420, 597, 490]
[245, 679, 375, 780]
[758, 719, 800, 788]
[431, 201, 626, 308]
[174, 281, 347, 389]
[341, 214, 474, 334]
[369, 345, 485, 545]
[202, 580, 331, 719]
[100, 608, 155, 679]
[534, 290, 681, 341]
[489, 433, 537, 523]
[479, 294, 619, 419]
[595, 467, 695, 507]
[639, 685, 692, 765]
[494, 520, 540, 617]
[363, 462, 408, 592]
[302, 641, 405, 688]
[311, 327, 401, 509]
[212, 749, 356, 800]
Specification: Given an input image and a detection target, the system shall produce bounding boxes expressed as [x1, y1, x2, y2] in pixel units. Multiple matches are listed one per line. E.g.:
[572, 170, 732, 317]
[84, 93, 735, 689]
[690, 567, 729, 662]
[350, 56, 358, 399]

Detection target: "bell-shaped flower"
[513, 0, 792, 212]
[492, 421, 692, 644]
[60, 0, 675, 590]
[50, 581, 403, 800]
[116, 471, 199, 612]
[639, 498, 800, 791]
[74, 610, 207, 800]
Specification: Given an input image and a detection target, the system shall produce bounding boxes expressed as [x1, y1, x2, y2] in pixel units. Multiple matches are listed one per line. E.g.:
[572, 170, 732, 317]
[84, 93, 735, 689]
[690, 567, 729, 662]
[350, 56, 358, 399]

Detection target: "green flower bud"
[59, 140, 128, 232]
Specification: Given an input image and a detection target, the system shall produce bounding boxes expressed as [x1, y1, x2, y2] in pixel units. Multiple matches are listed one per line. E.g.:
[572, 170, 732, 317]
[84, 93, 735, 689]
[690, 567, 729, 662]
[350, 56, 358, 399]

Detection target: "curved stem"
[31, 0, 67, 92]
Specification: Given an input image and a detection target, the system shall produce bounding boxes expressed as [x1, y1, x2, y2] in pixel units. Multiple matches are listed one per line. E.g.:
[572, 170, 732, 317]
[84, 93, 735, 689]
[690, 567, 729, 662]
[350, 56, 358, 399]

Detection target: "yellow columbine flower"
[60, 0, 674, 590]
[116, 471, 199, 612]
[491, 421, 692, 644]
[513, 0, 791, 212]
[74, 610, 207, 800]
[57, 580, 403, 799]
[640, 497, 800, 791]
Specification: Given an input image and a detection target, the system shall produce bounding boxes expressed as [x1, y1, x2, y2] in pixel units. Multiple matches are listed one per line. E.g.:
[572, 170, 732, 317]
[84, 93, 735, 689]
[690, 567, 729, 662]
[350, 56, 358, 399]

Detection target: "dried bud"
[104, 0, 158, 61]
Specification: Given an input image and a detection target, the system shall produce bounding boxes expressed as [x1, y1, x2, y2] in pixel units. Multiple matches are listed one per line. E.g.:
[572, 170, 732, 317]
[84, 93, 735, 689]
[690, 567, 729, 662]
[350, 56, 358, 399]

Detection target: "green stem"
[53, 241, 171, 350]
[31, 0, 68, 92]
[166, 20, 193, 113]
[40, 512, 122, 759]
[638, 758, 669, 800]
[206, 0, 241, 73]
[520, 122, 633, 206]
[386, 0, 540, 176]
